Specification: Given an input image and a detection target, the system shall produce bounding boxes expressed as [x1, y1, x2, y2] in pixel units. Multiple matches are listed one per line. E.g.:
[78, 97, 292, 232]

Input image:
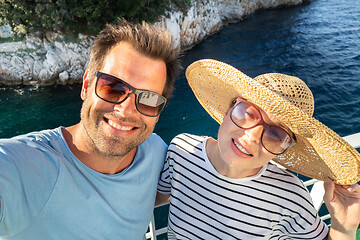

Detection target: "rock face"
[0, 35, 91, 85]
[156, 0, 303, 48]
[0, 0, 304, 85]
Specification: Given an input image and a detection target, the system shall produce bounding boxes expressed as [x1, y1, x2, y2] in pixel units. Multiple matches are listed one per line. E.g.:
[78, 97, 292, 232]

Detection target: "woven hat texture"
[186, 59, 360, 185]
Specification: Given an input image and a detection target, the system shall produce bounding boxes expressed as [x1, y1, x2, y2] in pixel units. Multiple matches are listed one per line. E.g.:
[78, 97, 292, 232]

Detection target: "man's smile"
[107, 119, 135, 131]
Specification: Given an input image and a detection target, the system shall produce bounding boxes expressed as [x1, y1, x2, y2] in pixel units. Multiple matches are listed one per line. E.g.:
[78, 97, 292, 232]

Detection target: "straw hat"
[186, 59, 360, 185]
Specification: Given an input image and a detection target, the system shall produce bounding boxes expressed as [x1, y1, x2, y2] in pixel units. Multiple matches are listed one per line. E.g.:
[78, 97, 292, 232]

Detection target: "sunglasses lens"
[96, 75, 129, 103]
[262, 126, 293, 154]
[231, 101, 262, 128]
[137, 92, 166, 116]
[95, 72, 167, 117]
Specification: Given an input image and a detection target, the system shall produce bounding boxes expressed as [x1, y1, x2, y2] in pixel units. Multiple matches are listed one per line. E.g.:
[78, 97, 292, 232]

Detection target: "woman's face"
[216, 97, 294, 176]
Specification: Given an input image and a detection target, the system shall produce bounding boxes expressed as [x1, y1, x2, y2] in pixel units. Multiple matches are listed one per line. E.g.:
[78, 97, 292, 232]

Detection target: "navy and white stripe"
[158, 133, 328, 240]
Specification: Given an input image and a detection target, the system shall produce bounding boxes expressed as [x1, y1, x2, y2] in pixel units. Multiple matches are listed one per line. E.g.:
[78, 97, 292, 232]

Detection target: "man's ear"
[81, 70, 90, 100]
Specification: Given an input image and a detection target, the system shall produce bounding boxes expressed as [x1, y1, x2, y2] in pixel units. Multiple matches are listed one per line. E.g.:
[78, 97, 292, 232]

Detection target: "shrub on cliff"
[0, 0, 181, 37]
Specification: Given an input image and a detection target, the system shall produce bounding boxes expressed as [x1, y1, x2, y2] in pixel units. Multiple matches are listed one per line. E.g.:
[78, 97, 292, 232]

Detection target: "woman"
[156, 59, 360, 239]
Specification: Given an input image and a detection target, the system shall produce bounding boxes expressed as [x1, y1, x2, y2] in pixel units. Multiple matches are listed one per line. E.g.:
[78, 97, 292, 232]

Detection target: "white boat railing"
[146, 132, 360, 240]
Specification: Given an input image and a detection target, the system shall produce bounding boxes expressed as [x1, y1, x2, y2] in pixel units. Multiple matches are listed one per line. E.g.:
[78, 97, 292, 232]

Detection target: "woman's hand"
[323, 178, 360, 240]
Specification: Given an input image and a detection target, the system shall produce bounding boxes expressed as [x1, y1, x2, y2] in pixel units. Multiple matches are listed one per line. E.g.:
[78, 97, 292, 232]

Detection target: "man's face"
[80, 42, 167, 158]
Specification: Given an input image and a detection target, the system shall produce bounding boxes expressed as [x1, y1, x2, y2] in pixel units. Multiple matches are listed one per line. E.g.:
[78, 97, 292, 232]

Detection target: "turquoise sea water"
[1, 1, 359, 142]
[0, 0, 359, 238]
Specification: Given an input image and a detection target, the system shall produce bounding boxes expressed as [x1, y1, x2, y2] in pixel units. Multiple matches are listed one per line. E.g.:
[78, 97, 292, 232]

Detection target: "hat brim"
[186, 59, 360, 185]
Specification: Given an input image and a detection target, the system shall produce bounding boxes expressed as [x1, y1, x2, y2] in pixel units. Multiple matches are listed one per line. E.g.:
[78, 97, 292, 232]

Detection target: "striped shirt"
[157, 133, 329, 240]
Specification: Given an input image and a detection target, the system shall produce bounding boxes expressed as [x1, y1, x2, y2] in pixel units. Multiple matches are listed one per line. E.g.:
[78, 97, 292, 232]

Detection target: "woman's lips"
[232, 139, 253, 156]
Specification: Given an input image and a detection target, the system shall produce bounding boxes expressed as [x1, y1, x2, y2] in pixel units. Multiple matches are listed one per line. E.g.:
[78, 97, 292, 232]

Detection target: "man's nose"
[113, 93, 138, 116]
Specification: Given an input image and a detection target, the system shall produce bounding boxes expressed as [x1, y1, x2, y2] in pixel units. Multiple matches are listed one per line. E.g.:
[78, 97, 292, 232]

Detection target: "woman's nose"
[245, 124, 264, 144]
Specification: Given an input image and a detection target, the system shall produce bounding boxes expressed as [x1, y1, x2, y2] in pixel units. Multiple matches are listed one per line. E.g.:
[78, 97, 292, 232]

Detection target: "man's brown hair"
[86, 18, 181, 99]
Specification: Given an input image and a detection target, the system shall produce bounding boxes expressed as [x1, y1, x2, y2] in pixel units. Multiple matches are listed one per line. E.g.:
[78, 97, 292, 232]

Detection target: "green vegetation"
[0, 0, 191, 37]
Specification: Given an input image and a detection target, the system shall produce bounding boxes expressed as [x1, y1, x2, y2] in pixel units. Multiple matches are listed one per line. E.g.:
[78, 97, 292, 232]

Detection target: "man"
[0, 19, 180, 239]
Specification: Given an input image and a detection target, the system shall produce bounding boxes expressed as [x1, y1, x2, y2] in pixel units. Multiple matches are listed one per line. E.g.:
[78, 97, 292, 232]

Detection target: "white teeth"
[233, 140, 251, 155]
[108, 120, 133, 131]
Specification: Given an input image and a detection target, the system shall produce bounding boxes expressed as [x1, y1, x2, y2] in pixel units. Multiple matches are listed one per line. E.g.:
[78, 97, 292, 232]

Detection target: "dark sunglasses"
[230, 98, 296, 155]
[94, 71, 167, 117]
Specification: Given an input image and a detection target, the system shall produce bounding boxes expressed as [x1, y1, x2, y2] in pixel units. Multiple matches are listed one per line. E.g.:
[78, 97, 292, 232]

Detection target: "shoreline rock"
[0, 0, 305, 85]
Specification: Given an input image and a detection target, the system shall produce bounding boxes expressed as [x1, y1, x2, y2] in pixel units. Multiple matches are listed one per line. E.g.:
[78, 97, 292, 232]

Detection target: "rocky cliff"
[0, 0, 304, 85]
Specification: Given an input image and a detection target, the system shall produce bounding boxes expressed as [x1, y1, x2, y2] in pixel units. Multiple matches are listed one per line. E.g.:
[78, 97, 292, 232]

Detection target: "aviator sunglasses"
[95, 71, 167, 117]
[230, 98, 296, 155]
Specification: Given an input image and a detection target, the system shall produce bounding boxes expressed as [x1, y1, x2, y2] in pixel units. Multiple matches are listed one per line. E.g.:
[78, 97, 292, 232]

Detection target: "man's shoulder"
[2, 127, 61, 143]
[0, 127, 63, 158]
[144, 133, 167, 148]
